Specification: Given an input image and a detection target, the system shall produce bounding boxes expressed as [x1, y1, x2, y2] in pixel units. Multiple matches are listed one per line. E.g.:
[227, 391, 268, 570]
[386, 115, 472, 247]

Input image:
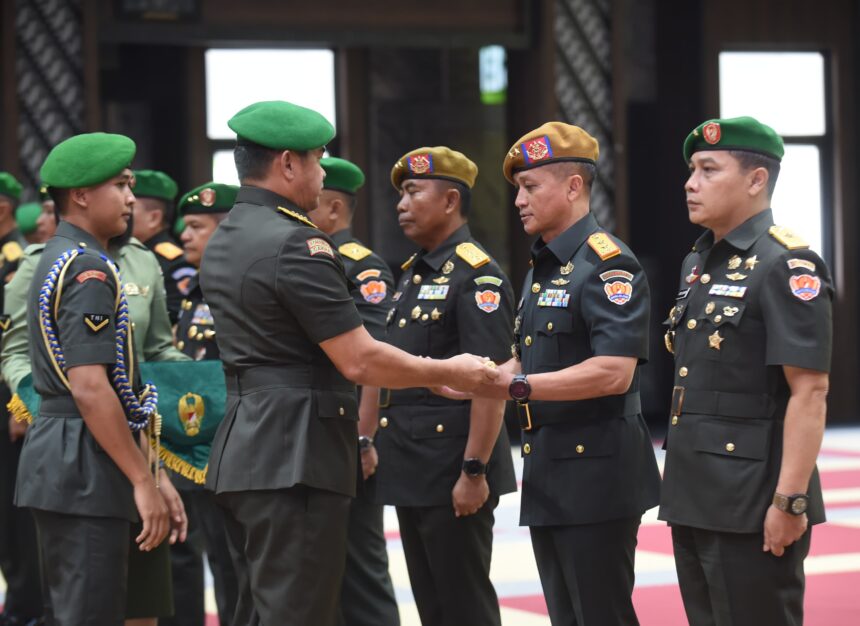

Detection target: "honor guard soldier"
[373, 146, 517, 626]
[131, 169, 196, 324]
[659, 117, 833, 626]
[306, 157, 400, 626]
[14, 133, 185, 625]
[200, 100, 499, 626]
[164, 182, 239, 626]
[16, 202, 42, 245]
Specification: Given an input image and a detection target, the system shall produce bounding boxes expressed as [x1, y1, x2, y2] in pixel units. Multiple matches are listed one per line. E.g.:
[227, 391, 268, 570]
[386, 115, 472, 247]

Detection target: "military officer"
[305, 157, 400, 626]
[131, 169, 196, 323]
[164, 182, 239, 626]
[371, 146, 516, 626]
[659, 117, 833, 626]
[200, 100, 498, 626]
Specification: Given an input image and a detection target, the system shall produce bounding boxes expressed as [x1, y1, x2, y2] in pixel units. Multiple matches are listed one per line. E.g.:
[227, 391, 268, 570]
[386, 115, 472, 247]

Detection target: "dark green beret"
[133, 170, 178, 201]
[228, 100, 335, 151]
[0, 172, 23, 200]
[15, 202, 41, 234]
[321, 157, 365, 194]
[178, 182, 238, 216]
[683, 116, 784, 162]
[40, 133, 136, 188]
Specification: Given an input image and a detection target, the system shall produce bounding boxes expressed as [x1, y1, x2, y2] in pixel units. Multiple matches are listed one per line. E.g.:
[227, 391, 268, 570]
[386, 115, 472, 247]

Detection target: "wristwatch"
[772, 492, 809, 515]
[509, 374, 531, 404]
[462, 458, 489, 477]
[358, 435, 374, 453]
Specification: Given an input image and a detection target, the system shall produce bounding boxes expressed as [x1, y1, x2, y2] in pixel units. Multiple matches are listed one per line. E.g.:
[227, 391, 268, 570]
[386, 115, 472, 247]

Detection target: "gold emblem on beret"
[703, 122, 721, 145]
[408, 154, 432, 175]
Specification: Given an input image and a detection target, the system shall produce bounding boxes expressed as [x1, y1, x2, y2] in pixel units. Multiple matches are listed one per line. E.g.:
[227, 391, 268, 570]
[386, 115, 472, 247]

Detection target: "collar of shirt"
[531, 212, 600, 265]
[417, 223, 472, 272]
[329, 228, 353, 247]
[235, 185, 307, 217]
[693, 208, 774, 253]
[55, 220, 108, 254]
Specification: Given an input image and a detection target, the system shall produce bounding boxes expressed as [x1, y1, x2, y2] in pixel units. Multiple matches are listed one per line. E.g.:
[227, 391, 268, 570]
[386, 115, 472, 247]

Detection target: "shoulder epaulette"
[154, 241, 183, 261]
[277, 206, 317, 229]
[769, 225, 809, 250]
[338, 242, 372, 261]
[455, 242, 490, 269]
[401, 253, 418, 271]
[587, 232, 621, 261]
[2, 241, 23, 263]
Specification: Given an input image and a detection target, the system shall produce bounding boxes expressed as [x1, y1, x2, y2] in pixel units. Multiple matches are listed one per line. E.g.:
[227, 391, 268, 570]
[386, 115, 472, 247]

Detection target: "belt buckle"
[518, 402, 533, 431]
[378, 388, 391, 409]
[671, 386, 685, 417]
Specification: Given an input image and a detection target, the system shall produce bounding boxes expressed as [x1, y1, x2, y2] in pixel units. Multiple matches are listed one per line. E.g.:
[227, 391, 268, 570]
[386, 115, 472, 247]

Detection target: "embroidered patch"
[172, 267, 197, 296]
[676, 288, 690, 300]
[787, 258, 816, 272]
[356, 269, 382, 281]
[599, 269, 634, 282]
[703, 122, 721, 144]
[537, 289, 570, 308]
[475, 290, 501, 313]
[604, 281, 633, 305]
[474, 276, 503, 287]
[360, 280, 388, 304]
[0, 315, 11, 331]
[307, 238, 334, 257]
[407, 154, 434, 175]
[75, 270, 106, 284]
[83, 313, 110, 333]
[522, 135, 553, 164]
[789, 274, 821, 301]
[417, 284, 449, 300]
[708, 284, 747, 298]
[191, 303, 214, 325]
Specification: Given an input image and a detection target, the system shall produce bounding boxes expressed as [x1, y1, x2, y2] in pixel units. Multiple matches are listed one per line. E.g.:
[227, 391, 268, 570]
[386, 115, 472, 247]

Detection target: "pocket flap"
[315, 390, 358, 421]
[546, 419, 619, 459]
[696, 301, 747, 327]
[411, 411, 469, 439]
[694, 418, 770, 460]
[535, 314, 573, 336]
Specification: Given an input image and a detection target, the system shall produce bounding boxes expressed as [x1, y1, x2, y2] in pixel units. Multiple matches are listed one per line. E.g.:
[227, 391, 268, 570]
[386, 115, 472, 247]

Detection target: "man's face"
[685, 152, 752, 229]
[36, 200, 57, 242]
[180, 213, 222, 267]
[131, 196, 165, 242]
[305, 189, 337, 235]
[396, 179, 450, 244]
[291, 148, 326, 212]
[512, 166, 573, 238]
[85, 169, 135, 240]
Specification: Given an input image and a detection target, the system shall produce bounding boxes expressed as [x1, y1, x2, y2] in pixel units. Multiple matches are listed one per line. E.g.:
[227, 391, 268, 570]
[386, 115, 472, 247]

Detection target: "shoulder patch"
[2, 241, 23, 263]
[154, 241, 184, 261]
[787, 258, 816, 272]
[769, 225, 809, 250]
[307, 237, 334, 257]
[587, 233, 621, 261]
[83, 313, 110, 333]
[455, 242, 490, 269]
[401, 253, 418, 271]
[75, 269, 107, 284]
[277, 206, 318, 229]
[338, 242, 372, 261]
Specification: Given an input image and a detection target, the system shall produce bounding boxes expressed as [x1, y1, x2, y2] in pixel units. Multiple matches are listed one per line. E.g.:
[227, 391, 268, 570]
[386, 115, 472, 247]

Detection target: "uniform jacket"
[176, 276, 219, 361]
[0, 228, 25, 432]
[145, 229, 196, 324]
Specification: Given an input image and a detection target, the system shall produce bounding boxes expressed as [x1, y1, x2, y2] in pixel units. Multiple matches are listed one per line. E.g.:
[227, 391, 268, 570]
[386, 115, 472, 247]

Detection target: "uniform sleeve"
[760, 249, 833, 372]
[456, 264, 515, 362]
[56, 256, 119, 368]
[350, 255, 395, 341]
[276, 232, 363, 344]
[1, 250, 38, 392]
[143, 256, 189, 362]
[581, 253, 650, 361]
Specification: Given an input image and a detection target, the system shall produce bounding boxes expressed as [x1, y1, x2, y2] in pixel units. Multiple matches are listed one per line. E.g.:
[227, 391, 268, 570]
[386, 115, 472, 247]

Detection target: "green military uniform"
[503, 124, 660, 626]
[372, 148, 516, 626]
[202, 101, 361, 626]
[659, 118, 833, 626]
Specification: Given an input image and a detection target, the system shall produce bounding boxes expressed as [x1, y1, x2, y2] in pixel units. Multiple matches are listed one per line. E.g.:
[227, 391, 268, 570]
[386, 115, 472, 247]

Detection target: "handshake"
[439, 353, 503, 396]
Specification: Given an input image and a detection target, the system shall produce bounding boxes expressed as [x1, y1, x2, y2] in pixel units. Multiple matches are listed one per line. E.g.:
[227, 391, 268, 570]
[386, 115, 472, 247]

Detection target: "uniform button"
[436, 424, 444, 433]
[523, 443, 532, 455]
[398, 318, 406, 328]
[413, 275, 422, 285]
[379, 417, 389, 428]
[524, 336, 533, 346]
[705, 302, 715, 314]
[196, 333, 204, 341]
[177, 340, 185, 350]
[714, 315, 722, 323]
[79, 242, 87, 247]
[679, 366, 689, 377]
[188, 325, 198, 339]
[421, 313, 428, 321]
[546, 322, 553, 331]
[687, 319, 697, 329]
[531, 282, 541, 293]
[671, 416, 679, 426]
[131, 322, 136, 330]
[701, 274, 711, 284]
[725, 442, 736, 452]
[203, 329, 216, 339]
[338, 407, 345, 416]
[575, 444, 585, 454]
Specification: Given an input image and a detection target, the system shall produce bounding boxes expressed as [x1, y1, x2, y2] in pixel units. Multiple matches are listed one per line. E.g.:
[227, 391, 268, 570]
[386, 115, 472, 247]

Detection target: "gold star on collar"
[744, 255, 759, 270]
[708, 330, 724, 350]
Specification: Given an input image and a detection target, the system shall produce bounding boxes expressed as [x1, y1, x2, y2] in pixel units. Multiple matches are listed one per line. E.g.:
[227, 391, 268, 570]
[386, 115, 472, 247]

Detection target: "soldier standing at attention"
[659, 117, 833, 626]
[305, 157, 400, 626]
[200, 100, 499, 626]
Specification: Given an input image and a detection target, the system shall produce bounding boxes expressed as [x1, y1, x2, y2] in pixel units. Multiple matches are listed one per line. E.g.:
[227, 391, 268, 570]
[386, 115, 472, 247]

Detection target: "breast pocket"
[691, 301, 748, 363]
[534, 312, 573, 366]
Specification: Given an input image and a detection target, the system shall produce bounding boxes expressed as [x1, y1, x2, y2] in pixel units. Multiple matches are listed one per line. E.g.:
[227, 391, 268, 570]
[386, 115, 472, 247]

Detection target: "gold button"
[203, 329, 216, 339]
[398, 319, 406, 328]
[523, 443, 532, 455]
[671, 416, 679, 426]
[524, 336, 532, 346]
[196, 333, 204, 341]
[79, 242, 87, 247]
[701, 274, 711, 284]
[436, 424, 444, 433]
[726, 442, 735, 452]
[131, 322, 136, 330]
[705, 302, 715, 314]
[531, 282, 541, 293]
[188, 325, 198, 339]
[679, 366, 689, 377]
[576, 444, 585, 454]
[714, 315, 722, 323]
[413, 274, 422, 284]
[379, 417, 389, 428]
[338, 407, 345, 416]
[421, 313, 428, 321]
[177, 340, 185, 350]
[547, 322, 553, 331]
[687, 319, 697, 330]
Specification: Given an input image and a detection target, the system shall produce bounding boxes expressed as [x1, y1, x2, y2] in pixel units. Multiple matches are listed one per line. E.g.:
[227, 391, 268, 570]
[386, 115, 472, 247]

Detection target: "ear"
[279, 150, 296, 182]
[70, 187, 88, 209]
[566, 174, 584, 202]
[747, 167, 769, 198]
[328, 197, 343, 222]
[444, 188, 460, 215]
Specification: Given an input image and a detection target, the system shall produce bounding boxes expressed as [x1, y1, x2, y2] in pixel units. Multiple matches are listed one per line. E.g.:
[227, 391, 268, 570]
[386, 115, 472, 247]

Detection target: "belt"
[671, 386, 776, 419]
[378, 388, 466, 408]
[516, 392, 641, 431]
[39, 395, 81, 417]
[223, 364, 352, 394]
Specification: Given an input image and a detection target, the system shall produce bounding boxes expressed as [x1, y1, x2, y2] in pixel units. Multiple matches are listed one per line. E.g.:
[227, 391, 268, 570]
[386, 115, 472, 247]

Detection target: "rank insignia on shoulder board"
[83, 313, 110, 333]
[417, 284, 449, 300]
[306, 238, 334, 258]
[474, 290, 501, 313]
[537, 289, 570, 308]
[604, 281, 633, 305]
[789, 274, 821, 301]
[360, 280, 387, 304]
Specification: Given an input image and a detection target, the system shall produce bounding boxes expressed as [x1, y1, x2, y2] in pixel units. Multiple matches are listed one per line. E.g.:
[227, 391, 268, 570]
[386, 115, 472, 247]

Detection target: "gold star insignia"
[708, 330, 724, 350]
[508, 147, 521, 158]
[744, 255, 759, 270]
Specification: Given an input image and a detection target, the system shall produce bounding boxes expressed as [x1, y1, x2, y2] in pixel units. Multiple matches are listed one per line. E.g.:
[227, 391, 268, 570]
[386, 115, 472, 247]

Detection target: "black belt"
[671, 386, 776, 419]
[224, 364, 352, 394]
[377, 387, 465, 408]
[39, 395, 81, 417]
[516, 392, 641, 431]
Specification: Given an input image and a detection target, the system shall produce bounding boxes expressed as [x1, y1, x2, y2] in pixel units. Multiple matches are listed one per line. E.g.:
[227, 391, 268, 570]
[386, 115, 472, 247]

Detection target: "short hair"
[431, 179, 472, 217]
[48, 187, 70, 215]
[234, 142, 310, 182]
[545, 161, 596, 192]
[0, 194, 19, 209]
[728, 150, 781, 198]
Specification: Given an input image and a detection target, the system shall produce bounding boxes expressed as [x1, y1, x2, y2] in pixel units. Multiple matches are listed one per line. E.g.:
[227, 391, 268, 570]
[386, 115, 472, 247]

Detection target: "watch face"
[790, 495, 809, 514]
[509, 380, 529, 401]
[463, 459, 486, 476]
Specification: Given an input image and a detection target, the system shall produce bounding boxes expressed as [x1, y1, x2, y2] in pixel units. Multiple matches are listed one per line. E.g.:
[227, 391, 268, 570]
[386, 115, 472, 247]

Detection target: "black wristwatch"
[358, 435, 374, 453]
[772, 492, 809, 515]
[462, 458, 489, 477]
[509, 374, 531, 404]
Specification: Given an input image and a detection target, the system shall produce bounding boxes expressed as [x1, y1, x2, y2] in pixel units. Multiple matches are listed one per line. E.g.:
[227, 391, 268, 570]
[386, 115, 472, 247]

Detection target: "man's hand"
[452, 472, 489, 517]
[133, 476, 170, 552]
[763, 505, 807, 556]
[8, 416, 28, 442]
[158, 469, 189, 545]
[445, 354, 500, 392]
[361, 445, 379, 480]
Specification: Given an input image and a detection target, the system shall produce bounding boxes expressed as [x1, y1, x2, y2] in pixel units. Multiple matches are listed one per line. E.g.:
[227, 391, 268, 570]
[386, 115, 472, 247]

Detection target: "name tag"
[537, 289, 570, 307]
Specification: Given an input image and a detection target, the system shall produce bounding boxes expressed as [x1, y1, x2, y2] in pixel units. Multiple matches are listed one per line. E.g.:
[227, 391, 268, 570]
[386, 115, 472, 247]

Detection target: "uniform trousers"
[32, 509, 129, 626]
[671, 524, 810, 626]
[338, 494, 400, 626]
[218, 485, 351, 626]
[529, 516, 641, 626]
[396, 496, 501, 626]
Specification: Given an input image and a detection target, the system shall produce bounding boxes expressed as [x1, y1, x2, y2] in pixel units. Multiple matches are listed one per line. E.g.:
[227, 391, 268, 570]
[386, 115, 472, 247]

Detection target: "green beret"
[40, 133, 136, 189]
[683, 116, 784, 162]
[391, 146, 478, 190]
[228, 100, 335, 151]
[15, 202, 41, 234]
[0, 172, 23, 201]
[133, 170, 178, 201]
[503, 122, 599, 184]
[178, 182, 238, 216]
[321, 157, 365, 194]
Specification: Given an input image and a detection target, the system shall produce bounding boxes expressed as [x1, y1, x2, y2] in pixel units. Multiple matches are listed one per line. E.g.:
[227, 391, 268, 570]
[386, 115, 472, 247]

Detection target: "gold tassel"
[157, 445, 208, 485]
[7, 394, 33, 425]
